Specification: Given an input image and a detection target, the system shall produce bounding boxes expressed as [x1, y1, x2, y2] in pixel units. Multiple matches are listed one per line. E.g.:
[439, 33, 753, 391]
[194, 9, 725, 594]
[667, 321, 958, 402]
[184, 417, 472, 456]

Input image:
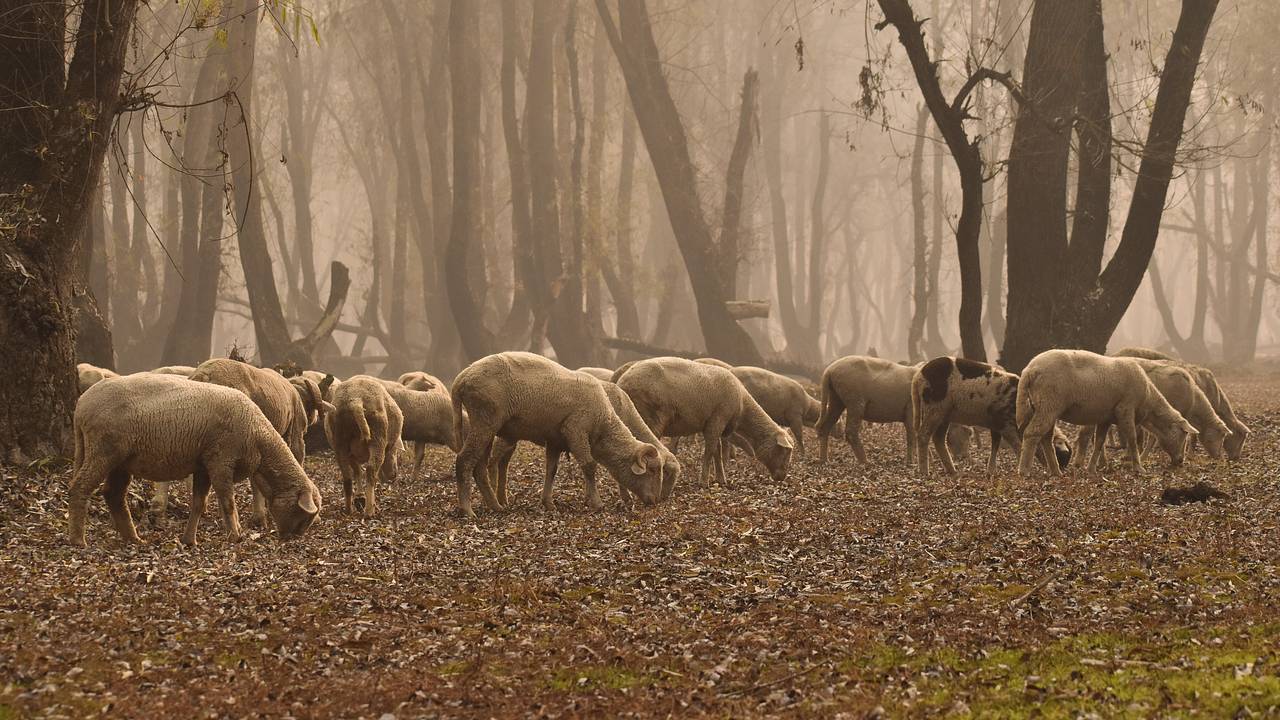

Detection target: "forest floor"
[2, 372, 1280, 719]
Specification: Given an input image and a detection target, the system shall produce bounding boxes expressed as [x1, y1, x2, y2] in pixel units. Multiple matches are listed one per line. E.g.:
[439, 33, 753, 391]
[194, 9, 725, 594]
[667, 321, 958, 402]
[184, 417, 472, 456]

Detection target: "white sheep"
[729, 366, 821, 458]
[149, 365, 198, 377]
[1016, 350, 1196, 477]
[77, 363, 119, 395]
[616, 356, 794, 486]
[489, 376, 682, 508]
[183, 358, 327, 525]
[375, 376, 459, 481]
[67, 373, 321, 547]
[451, 352, 664, 518]
[814, 355, 969, 466]
[1113, 349, 1249, 459]
[324, 376, 404, 517]
[1076, 359, 1230, 465]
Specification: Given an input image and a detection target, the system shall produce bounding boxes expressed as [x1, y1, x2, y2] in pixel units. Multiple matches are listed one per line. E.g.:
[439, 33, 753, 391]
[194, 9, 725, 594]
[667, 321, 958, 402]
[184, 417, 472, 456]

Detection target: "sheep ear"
[297, 489, 318, 515]
[631, 444, 659, 474]
[321, 400, 337, 416]
[319, 374, 336, 394]
[777, 432, 795, 450]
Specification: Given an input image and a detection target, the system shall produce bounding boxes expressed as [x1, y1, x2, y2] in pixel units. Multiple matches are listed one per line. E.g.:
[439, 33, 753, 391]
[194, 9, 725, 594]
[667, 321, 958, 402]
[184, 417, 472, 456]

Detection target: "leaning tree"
[0, 0, 142, 461]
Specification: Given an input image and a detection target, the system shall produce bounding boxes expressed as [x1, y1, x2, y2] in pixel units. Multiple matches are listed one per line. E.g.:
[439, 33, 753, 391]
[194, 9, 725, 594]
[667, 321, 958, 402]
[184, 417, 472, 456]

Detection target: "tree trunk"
[444, 0, 497, 360]
[606, 105, 642, 348]
[907, 107, 929, 362]
[0, 0, 141, 460]
[762, 49, 810, 360]
[498, 1, 535, 344]
[595, 0, 761, 364]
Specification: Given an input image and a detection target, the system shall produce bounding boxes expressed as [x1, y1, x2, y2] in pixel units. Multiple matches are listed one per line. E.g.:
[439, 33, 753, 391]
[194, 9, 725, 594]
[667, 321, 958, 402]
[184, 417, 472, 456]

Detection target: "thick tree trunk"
[907, 107, 928, 362]
[444, 0, 497, 360]
[595, 0, 761, 364]
[606, 105, 642, 348]
[0, 0, 141, 460]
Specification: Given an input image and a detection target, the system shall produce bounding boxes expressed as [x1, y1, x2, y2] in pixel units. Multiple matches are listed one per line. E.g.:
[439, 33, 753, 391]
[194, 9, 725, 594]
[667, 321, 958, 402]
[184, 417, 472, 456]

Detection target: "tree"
[595, 0, 762, 364]
[1000, 0, 1220, 370]
[0, 0, 142, 460]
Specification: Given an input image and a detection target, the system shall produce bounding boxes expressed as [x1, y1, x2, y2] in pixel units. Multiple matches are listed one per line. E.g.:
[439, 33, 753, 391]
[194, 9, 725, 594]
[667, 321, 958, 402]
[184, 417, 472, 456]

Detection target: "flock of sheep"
[68, 345, 1248, 548]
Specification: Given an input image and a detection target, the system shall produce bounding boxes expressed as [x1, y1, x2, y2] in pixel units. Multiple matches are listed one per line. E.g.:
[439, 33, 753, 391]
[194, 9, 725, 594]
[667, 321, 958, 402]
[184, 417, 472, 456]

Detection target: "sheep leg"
[412, 441, 426, 483]
[1017, 413, 1055, 478]
[1039, 436, 1062, 476]
[1116, 407, 1143, 473]
[362, 463, 379, 518]
[468, 436, 504, 513]
[816, 395, 846, 465]
[915, 410, 938, 478]
[150, 481, 171, 524]
[1087, 423, 1110, 472]
[669, 437, 681, 454]
[103, 468, 143, 545]
[251, 485, 270, 528]
[210, 472, 244, 542]
[454, 421, 494, 519]
[181, 469, 212, 546]
[67, 461, 112, 547]
[332, 450, 356, 515]
[542, 448, 562, 511]
[842, 401, 867, 464]
[493, 439, 517, 508]
[1074, 426, 1094, 466]
[931, 423, 958, 476]
[986, 431, 1002, 477]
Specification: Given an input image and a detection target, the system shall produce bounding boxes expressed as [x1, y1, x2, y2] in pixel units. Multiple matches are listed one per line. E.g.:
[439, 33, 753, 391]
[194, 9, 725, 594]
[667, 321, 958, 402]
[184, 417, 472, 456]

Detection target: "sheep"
[67, 373, 321, 547]
[374, 376, 459, 481]
[77, 363, 119, 395]
[1075, 359, 1230, 465]
[1016, 349, 1196, 477]
[301, 369, 341, 401]
[1113, 349, 1250, 460]
[183, 358, 326, 525]
[324, 376, 404, 517]
[814, 355, 969, 466]
[910, 356, 1072, 477]
[609, 360, 638, 383]
[694, 357, 734, 369]
[729, 366, 821, 457]
[451, 352, 664, 518]
[577, 367, 616, 381]
[397, 371, 438, 392]
[616, 356, 793, 487]
[150, 365, 197, 377]
[488, 375, 682, 508]
[290, 373, 336, 429]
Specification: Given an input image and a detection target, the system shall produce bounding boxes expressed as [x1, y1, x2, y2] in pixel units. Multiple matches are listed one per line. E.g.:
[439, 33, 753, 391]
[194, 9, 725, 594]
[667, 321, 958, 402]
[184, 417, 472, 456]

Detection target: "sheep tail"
[353, 398, 372, 442]
[451, 392, 466, 452]
[818, 370, 836, 429]
[910, 378, 922, 435]
[1015, 374, 1034, 433]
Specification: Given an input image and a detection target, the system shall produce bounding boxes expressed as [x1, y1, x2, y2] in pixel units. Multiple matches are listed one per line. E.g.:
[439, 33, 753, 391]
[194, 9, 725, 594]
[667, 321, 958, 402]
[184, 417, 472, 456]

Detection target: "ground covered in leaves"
[3, 372, 1280, 719]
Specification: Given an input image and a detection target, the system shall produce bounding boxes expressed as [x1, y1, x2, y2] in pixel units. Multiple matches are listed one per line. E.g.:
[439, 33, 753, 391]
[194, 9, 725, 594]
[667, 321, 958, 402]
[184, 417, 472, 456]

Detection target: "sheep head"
[623, 443, 663, 505]
[758, 430, 794, 482]
[1153, 418, 1197, 467]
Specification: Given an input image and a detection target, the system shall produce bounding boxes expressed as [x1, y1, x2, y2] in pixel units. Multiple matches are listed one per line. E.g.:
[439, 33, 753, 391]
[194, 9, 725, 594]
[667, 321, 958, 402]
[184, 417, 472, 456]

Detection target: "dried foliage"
[2, 375, 1279, 716]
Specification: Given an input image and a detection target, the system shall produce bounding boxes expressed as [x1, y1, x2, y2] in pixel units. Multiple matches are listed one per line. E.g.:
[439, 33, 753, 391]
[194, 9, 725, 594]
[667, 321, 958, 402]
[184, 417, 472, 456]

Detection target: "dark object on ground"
[1161, 482, 1228, 505]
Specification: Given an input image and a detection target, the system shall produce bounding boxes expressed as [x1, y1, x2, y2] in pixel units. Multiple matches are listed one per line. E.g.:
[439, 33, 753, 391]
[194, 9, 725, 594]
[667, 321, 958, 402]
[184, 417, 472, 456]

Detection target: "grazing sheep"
[577, 367, 615, 381]
[290, 374, 336, 429]
[300, 369, 341, 401]
[912, 357, 1022, 477]
[397, 371, 438, 393]
[729, 366, 821, 457]
[324, 376, 404, 517]
[1016, 350, 1196, 477]
[489, 376, 682, 508]
[1076, 360, 1230, 464]
[1113, 350, 1250, 460]
[67, 374, 321, 547]
[814, 355, 969, 466]
[375, 377, 459, 481]
[77, 363, 119, 395]
[616, 357, 793, 486]
[150, 365, 198, 377]
[452, 352, 664, 518]
[184, 358, 323, 525]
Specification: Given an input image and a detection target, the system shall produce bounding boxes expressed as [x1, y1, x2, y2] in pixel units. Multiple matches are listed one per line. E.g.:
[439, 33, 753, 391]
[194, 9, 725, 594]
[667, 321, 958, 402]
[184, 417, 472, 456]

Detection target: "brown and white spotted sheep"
[911, 356, 1072, 478]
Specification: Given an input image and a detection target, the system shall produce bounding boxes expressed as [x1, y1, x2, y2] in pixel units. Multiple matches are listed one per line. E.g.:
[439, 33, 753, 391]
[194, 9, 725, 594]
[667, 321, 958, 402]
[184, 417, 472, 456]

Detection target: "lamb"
[67, 374, 321, 547]
[376, 376, 459, 481]
[452, 352, 663, 517]
[910, 356, 1071, 477]
[616, 356, 793, 486]
[1113, 349, 1250, 459]
[488, 375, 682, 508]
[324, 376, 404, 517]
[77, 363, 119, 395]
[1016, 349, 1196, 477]
[814, 355, 968, 466]
[729, 366, 821, 457]
[1075, 359, 1230, 465]
[577, 367, 616, 381]
[182, 358, 327, 525]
